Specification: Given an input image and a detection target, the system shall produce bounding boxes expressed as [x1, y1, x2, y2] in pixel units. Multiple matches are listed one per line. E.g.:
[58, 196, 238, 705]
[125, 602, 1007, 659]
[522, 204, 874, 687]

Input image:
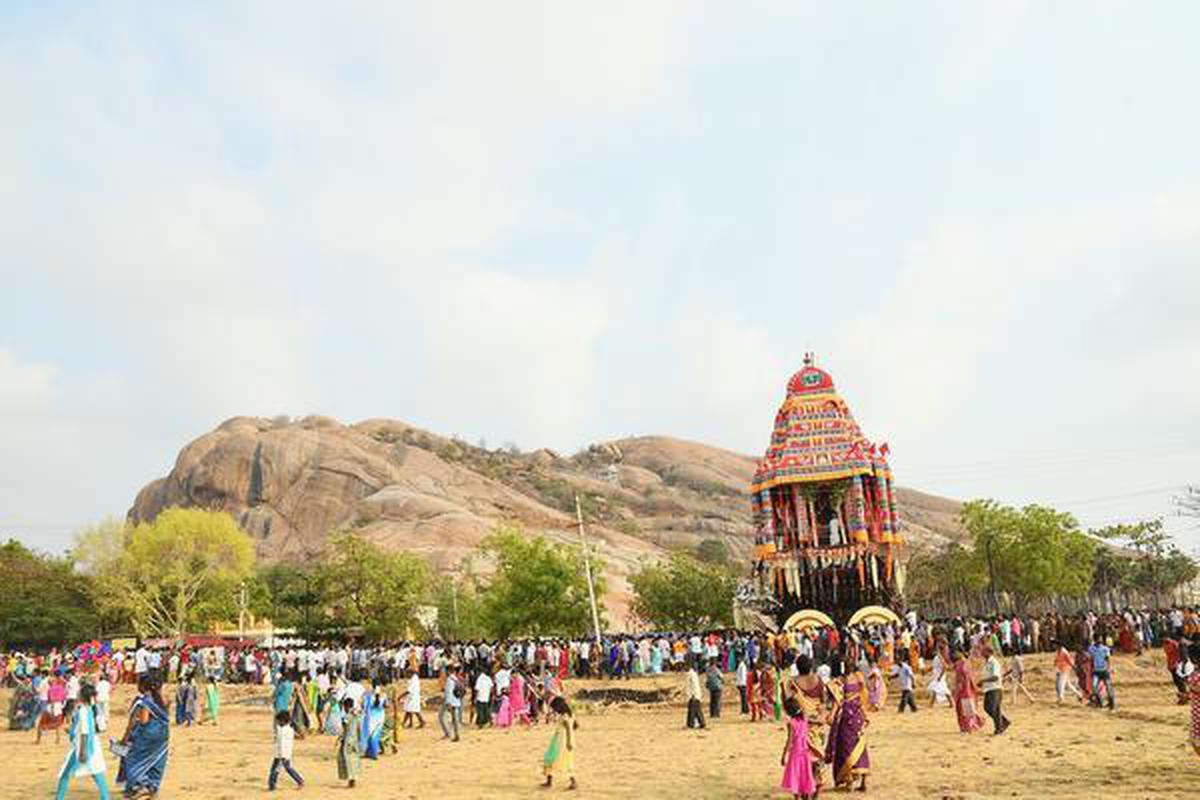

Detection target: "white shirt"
[134, 648, 149, 674]
[495, 668, 511, 693]
[343, 681, 366, 710]
[96, 679, 111, 703]
[474, 673, 494, 703]
[274, 723, 295, 760]
[404, 674, 422, 712]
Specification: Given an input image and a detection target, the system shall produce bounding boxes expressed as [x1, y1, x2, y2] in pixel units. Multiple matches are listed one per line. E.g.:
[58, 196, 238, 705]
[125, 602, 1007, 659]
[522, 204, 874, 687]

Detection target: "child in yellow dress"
[541, 696, 577, 790]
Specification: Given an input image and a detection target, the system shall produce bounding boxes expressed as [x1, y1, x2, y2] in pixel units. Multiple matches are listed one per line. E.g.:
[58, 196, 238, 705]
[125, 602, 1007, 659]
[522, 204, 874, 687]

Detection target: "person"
[38, 674, 68, 744]
[361, 689, 386, 759]
[116, 675, 170, 798]
[55, 683, 110, 800]
[684, 659, 706, 730]
[95, 674, 111, 733]
[736, 656, 750, 715]
[758, 663, 776, 722]
[825, 659, 869, 792]
[926, 649, 951, 708]
[1053, 641, 1084, 703]
[705, 659, 724, 720]
[336, 697, 362, 788]
[865, 660, 887, 712]
[273, 671, 295, 720]
[474, 669, 494, 728]
[268, 709, 305, 791]
[439, 667, 463, 742]
[828, 514, 843, 547]
[951, 650, 984, 733]
[495, 689, 513, 729]
[174, 674, 196, 727]
[1088, 636, 1115, 710]
[1187, 642, 1200, 757]
[792, 655, 828, 791]
[401, 669, 425, 729]
[510, 670, 531, 727]
[541, 696, 577, 791]
[748, 660, 762, 722]
[779, 696, 817, 800]
[1009, 651, 1035, 704]
[203, 676, 220, 725]
[896, 655, 918, 713]
[1164, 636, 1188, 704]
[980, 646, 1010, 735]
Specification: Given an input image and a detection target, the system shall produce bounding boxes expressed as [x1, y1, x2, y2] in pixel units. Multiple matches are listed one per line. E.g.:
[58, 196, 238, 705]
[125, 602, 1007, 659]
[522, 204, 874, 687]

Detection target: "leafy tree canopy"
[0, 539, 99, 648]
[83, 508, 255, 638]
[477, 525, 605, 639]
[629, 551, 736, 631]
[322, 532, 431, 640]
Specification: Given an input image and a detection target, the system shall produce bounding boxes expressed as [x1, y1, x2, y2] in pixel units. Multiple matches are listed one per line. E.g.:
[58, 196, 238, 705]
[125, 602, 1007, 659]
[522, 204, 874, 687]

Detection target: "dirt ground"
[3, 652, 1197, 799]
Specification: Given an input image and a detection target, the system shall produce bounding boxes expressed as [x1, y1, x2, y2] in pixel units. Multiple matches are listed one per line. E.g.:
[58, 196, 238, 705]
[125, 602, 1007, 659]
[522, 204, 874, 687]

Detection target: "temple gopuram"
[749, 355, 903, 624]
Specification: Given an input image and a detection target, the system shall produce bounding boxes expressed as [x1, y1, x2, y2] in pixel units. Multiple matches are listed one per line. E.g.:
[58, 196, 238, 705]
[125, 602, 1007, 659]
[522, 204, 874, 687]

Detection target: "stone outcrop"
[129, 417, 967, 625]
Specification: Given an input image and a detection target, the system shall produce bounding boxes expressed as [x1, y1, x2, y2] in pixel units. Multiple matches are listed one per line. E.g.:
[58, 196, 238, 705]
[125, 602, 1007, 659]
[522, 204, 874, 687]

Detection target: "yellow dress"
[542, 716, 575, 779]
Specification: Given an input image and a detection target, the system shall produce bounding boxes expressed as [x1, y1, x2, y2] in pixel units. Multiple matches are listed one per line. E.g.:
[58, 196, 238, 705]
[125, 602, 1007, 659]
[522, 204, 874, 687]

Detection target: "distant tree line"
[906, 499, 1199, 615]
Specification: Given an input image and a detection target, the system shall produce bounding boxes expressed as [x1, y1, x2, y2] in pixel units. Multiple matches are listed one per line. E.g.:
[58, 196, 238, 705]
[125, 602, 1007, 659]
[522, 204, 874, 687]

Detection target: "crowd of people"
[3, 605, 1199, 798]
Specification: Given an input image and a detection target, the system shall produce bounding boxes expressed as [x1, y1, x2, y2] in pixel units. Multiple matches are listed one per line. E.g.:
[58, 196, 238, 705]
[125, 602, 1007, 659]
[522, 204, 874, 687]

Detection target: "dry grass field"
[3, 651, 1196, 799]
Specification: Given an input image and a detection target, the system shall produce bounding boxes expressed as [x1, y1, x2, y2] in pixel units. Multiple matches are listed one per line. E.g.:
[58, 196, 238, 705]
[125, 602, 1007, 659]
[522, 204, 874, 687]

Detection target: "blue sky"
[2, 1, 1198, 554]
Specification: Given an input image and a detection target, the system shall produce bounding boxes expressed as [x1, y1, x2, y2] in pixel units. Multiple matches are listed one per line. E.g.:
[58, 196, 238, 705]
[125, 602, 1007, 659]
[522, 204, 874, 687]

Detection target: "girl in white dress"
[54, 683, 110, 799]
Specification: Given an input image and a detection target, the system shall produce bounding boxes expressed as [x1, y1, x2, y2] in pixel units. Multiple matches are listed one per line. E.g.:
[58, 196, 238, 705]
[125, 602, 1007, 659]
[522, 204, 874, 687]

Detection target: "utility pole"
[574, 494, 603, 647]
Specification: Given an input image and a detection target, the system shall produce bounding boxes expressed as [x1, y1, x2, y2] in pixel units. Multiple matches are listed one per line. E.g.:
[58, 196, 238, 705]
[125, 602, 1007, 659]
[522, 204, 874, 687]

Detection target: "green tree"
[904, 542, 987, 609]
[1095, 520, 1198, 606]
[0, 540, 100, 647]
[249, 563, 333, 639]
[694, 538, 730, 565]
[322, 532, 431, 639]
[961, 500, 1096, 611]
[88, 508, 256, 638]
[629, 552, 736, 630]
[477, 525, 605, 638]
[431, 573, 487, 640]
[71, 517, 133, 633]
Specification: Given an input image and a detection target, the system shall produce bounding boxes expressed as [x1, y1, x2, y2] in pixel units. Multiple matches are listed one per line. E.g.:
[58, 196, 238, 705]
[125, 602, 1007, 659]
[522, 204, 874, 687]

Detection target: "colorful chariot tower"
[750, 355, 902, 623]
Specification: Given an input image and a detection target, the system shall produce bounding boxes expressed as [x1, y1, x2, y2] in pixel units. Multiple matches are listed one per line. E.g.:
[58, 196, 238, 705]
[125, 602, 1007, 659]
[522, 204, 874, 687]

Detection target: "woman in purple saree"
[825, 662, 870, 792]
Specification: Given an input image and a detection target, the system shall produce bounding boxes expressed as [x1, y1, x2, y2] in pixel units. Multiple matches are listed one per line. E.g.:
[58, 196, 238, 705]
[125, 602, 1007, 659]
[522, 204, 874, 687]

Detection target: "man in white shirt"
[735, 658, 749, 715]
[269, 709, 305, 789]
[474, 669, 494, 728]
[494, 665, 511, 695]
[684, 660, 706, 729]
[134, 646, 150, 677]
[402, 669, 425, 728]
[94, 675, 111, 732]
[980, 646, 1010, 734]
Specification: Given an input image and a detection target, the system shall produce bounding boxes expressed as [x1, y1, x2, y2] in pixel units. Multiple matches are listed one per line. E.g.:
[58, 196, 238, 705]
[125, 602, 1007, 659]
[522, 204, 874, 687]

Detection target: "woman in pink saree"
[951, 650, 984, 733]
[510, 671, 530, 726]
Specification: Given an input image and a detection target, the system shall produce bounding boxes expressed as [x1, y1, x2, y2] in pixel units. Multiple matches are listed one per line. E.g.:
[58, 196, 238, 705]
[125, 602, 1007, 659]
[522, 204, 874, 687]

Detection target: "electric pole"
[574, 494, 603, 647]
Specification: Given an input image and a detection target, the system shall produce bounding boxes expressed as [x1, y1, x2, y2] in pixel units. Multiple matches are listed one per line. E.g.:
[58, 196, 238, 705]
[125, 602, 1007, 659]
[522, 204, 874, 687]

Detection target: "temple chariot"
[747, 355, 903, 626]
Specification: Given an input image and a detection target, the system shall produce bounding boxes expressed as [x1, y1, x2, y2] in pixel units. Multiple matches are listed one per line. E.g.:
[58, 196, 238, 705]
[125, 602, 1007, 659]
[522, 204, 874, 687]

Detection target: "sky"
[2, 1, 1198, 555]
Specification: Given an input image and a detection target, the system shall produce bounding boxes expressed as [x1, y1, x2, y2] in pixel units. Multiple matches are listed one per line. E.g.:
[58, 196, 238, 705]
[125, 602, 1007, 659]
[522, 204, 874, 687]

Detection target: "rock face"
[129, 417, 967, 626]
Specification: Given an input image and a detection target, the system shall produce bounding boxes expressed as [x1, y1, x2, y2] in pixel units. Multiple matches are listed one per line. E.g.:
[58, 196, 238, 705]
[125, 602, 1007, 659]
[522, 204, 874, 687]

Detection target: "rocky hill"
[129, 416, 967, 625]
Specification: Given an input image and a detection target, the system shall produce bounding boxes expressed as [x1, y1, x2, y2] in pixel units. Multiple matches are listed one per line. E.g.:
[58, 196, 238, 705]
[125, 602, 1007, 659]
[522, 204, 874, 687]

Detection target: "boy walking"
[896, 657, 918, 713]
[269, 710, 305, 790]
